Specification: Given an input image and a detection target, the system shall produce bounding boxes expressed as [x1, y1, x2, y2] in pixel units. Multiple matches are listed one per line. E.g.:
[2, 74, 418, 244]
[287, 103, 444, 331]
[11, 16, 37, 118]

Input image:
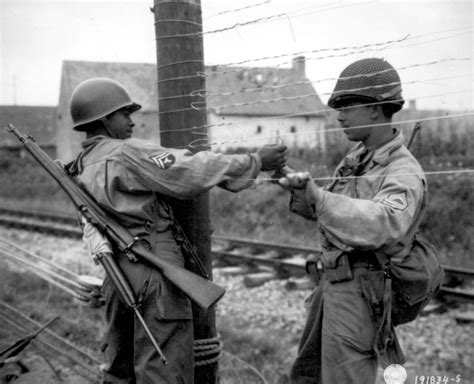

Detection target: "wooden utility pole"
[153, 1, 218, 383]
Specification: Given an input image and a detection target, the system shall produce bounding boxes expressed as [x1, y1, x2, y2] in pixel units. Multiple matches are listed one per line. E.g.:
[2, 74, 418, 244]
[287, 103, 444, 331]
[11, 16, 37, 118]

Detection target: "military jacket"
[72, 136, 261, 243]
[291, 131, 427, 258]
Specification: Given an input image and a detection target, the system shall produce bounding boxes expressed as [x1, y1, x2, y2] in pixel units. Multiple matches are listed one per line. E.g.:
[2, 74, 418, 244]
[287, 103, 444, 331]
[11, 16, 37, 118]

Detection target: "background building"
[0, 106, 57, 156]
[55, 57, 327, 161]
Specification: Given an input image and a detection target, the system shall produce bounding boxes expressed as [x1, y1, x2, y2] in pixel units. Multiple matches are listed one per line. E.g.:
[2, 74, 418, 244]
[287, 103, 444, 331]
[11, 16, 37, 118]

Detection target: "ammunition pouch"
[321, 250, 353, 283]
[306, 250, 354, 284]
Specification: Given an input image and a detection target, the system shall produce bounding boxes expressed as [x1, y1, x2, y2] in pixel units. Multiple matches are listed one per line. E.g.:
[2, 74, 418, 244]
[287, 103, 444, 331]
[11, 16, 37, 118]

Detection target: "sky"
[1, 0, 473, 111]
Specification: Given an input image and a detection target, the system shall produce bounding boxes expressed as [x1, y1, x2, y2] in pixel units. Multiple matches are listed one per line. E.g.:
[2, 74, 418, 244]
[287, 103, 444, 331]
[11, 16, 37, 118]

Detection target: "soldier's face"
[106, 108, 135, 140]
[336, 102, 373, 142]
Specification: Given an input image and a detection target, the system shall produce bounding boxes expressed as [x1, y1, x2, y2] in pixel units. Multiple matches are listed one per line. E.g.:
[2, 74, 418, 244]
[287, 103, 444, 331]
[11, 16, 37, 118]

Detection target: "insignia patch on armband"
[151, 152, 175, 169]
[382, 192, 408, 210]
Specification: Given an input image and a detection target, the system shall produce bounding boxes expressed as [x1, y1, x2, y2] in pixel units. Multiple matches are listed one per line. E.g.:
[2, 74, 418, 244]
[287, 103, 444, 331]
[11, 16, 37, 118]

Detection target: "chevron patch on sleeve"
[382, 192, 408, 210]
[151, 152, 176, 169]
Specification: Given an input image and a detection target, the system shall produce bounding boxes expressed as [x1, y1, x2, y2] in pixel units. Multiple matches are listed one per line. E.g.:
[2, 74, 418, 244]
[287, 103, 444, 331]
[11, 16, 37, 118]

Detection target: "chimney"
[292, 56, 306, 79]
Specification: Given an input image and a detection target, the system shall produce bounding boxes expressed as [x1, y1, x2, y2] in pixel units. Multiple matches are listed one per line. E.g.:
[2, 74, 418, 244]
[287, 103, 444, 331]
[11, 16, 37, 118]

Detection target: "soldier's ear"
[369, 104, 382, 119]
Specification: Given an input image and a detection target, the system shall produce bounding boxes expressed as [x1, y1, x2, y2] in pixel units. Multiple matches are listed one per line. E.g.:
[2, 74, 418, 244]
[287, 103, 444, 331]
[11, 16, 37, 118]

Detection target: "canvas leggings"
[101, 236, 194, 384]
[290, 268, 379, 384]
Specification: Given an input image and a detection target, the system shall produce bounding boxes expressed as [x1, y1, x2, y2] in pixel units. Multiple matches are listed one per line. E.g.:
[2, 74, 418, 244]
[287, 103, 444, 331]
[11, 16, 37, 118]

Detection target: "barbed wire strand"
[203, 25, 472, 71]
[199, 30, 471, 79]
[192, 72, 473, 112]
[156, 12, 287, 40]
[157, 71, 472, 116]
[153, 20, 471, 83]
[158, 35, 407, 84]
[200, 36, 409, 78]
[155, 2, 377, 40]
[157, 60, 205, 70]
[187, 111, 474, 149]
[154, 19, 203, 27]
[204, 0, 271, 20]
[194, 59, 471, 101]
[158, 88, 473, 135]
[157, 56, 469, 103]
[262, 169, 474, 183]
[158, 28, 469, 85]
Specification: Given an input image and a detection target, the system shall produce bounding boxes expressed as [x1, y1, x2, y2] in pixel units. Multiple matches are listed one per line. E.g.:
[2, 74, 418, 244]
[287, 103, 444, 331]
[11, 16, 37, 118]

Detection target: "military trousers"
[101, 235, 194, 384]
[290, 268, 379, 384]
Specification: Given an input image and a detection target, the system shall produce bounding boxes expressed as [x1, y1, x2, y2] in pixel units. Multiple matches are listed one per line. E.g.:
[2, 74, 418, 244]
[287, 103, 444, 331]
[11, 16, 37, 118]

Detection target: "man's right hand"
[256, 144, 288, 171]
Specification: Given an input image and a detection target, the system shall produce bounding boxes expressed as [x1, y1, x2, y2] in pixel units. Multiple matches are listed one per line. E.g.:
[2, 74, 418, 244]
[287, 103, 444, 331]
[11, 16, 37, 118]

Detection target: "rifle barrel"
[0, 315, 59, 358]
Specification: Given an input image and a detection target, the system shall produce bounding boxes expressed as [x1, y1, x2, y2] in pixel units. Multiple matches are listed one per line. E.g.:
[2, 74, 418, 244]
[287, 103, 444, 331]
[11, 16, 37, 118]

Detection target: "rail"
[0, 204, 473, 303]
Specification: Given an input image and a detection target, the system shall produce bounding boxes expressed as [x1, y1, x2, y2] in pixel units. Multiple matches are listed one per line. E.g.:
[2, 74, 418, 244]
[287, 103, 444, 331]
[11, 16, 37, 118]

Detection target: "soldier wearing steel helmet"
[67, 77, 287, 384]
[279, 58, 427, 384]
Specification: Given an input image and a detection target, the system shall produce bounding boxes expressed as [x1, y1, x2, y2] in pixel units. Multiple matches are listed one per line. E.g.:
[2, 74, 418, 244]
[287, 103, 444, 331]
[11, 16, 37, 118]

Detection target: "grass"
[0, 149, 473, 267]
[0, 262, 290, 383]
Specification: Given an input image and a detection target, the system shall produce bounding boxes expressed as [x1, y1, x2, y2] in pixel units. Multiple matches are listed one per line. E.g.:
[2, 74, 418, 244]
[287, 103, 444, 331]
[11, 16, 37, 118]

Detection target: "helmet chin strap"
[100, 117, 119, 139]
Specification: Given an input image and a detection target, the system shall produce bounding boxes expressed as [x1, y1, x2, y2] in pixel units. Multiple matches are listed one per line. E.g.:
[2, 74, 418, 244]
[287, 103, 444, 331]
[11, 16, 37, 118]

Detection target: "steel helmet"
[70, 78, 142, 131]
[327, 58, 404, 113]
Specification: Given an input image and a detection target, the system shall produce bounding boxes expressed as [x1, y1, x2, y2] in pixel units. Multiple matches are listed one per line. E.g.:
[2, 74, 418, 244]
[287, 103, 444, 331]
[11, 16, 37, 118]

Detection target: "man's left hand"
[278, 171, 312, 190]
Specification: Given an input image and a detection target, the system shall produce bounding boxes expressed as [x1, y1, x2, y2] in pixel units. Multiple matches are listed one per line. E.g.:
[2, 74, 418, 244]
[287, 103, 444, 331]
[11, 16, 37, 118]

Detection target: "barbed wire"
[187, 111, 474, 149]
[157, 56, 469, 103]
[157, 88, 473, 135]
[260, 169, 474, 183]
[197, 38, 407, 79]
[192, 72, 472, 112]
[282, 1, 377, 20]
[156, 1, 375, 40]
[157, 26, 469, 85]
[156, 34, 407, 87]
[154, 25, 471, 80]
[202, 25, 472, 72]
[157, 71, 472, 116]
[204, 0, 271, 20]
[193, 57, 470, 100]
[154, 19, 203, 28]
[157, 60, 205, 71]
[158, 34, 407, 84]
[199, 30, 472, 79]
[156, 12, 287, 40]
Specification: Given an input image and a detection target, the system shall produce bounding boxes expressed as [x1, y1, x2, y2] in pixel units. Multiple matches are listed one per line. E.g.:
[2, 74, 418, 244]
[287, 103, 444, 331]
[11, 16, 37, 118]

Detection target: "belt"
[347, 252, 380, 269]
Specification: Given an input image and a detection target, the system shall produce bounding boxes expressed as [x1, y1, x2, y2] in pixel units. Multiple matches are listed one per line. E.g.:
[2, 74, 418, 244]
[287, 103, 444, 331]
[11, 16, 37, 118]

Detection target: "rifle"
[93, 250, 168, 365]
[6, 124, 226, 310]
[0, 316, 59, 365]
[407, 122, 422, 150]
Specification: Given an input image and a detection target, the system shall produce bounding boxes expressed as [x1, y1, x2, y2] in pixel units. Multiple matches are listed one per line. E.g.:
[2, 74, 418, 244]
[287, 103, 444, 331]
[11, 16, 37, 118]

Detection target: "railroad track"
[1, 204, 473, 303]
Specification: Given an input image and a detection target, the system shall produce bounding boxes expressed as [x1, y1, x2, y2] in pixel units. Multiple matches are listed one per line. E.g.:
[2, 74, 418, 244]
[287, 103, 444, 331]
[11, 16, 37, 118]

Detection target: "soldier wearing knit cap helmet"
[279, 58, 427, 384]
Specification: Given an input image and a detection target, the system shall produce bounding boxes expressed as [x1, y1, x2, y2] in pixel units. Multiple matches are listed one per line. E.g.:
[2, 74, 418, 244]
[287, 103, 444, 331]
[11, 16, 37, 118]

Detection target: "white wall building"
[56, 58, 327, 161]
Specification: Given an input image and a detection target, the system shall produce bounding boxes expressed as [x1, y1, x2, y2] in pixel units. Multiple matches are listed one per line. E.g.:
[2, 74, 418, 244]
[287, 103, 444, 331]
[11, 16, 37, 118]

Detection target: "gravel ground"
[1, 227, 473, 384]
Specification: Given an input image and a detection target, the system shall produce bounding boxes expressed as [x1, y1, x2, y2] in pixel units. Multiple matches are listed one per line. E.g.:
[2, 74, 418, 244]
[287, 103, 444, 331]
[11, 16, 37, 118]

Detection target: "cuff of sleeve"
[290, 190, 317, 221]
[250, 152, 262, 174]
[305, 181, 325, 217]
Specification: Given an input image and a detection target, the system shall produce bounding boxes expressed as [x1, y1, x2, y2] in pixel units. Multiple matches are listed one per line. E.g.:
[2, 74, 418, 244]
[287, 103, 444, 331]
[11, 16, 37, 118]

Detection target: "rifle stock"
[6, 124, 225, 309]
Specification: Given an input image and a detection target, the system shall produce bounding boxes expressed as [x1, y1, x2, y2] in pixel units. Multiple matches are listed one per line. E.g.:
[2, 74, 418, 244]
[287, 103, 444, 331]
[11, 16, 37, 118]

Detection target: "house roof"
[0, 105, 56, 147]
[59, 60, 326, 117]
[205, 65, 326, 117]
